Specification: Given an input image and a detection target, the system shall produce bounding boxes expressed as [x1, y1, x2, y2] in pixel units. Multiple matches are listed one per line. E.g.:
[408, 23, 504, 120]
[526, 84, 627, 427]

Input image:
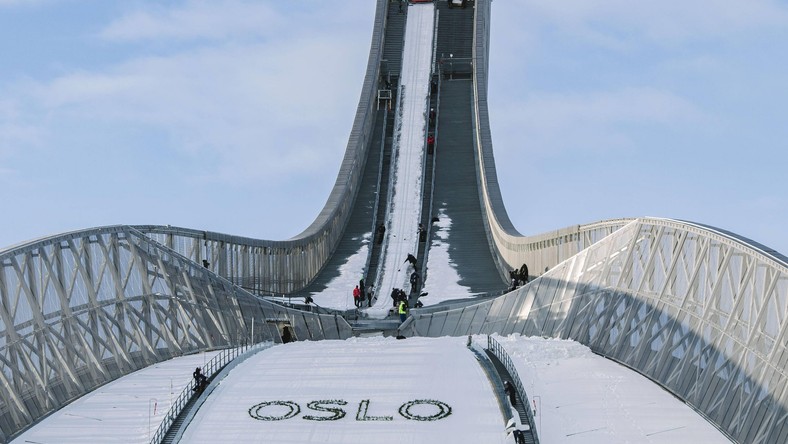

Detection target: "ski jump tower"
[0, 1, 786, 442]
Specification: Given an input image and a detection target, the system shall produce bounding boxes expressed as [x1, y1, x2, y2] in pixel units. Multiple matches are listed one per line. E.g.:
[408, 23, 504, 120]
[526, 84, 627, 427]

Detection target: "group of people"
[390, 287, 408, 307]
[508, 263, 529, 291]
[353, 279, 373, 308]
[345, 251, 427, 321]
[395, 291, 423, 322]
[395, 252, 426, 321]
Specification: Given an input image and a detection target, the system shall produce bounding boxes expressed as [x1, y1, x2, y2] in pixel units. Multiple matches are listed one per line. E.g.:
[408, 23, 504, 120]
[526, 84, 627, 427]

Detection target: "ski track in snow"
[367, 3, 435, 320]
[305, 3, 476, 316]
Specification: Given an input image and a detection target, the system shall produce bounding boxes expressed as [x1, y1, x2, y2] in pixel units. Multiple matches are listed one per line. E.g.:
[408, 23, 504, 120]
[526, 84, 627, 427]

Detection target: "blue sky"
[1, 0, 786, 256]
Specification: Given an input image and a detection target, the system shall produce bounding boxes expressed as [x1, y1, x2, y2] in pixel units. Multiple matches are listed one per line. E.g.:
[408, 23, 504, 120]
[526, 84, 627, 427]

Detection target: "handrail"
[363, 105, 389, 284]
[418, 8, 441, 285]
[149, 342, 270, 444]
[486, 335, 540, 444]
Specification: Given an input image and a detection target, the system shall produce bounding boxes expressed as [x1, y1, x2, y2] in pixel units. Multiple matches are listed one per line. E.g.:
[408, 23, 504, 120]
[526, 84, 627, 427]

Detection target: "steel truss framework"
[0, 226, 352, 441]
[412, 218, 788, 443]
[0, 1, 784, 443]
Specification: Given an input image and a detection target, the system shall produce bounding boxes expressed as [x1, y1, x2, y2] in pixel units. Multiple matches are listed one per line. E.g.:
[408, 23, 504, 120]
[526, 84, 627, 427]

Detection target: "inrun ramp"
[289, 0, 510, 312]
[2, 1, 788, 443]
[372, 2, 435, 316]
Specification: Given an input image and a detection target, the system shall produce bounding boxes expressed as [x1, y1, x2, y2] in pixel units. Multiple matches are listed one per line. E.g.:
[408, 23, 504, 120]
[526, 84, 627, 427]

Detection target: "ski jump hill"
[0, 1, 786, 443]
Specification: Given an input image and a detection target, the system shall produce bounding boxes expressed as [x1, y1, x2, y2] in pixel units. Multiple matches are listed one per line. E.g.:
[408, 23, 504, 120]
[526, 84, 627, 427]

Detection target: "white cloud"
[491, 88, 705, 156]
[0, 121, 42, 154]
[0, 0, 378, 248]
[100, 0, 283, 41]
[501, 0, 788, 48]
[27, 43, 363, 183]
[0, 99, 43, 158]
[7, 1, 374, 185]
[0, 0, 40, 6]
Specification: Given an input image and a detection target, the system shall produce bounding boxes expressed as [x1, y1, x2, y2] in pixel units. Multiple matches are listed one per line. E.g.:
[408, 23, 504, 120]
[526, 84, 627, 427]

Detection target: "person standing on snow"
[353, 285, 361, 308]
[404, 253, 417, 268]
[410, 271, 421, 295]
[398, 299, 408, 323]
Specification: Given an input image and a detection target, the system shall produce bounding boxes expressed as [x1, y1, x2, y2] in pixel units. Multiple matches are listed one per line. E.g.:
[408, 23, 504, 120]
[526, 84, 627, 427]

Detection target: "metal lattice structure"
[411, 218, 788, 443]
[0, 226, 352, 441]
[1, 1, 786, 443]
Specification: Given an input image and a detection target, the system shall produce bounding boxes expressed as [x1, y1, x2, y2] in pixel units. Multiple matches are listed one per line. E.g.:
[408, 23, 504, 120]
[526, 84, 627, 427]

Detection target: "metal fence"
[413, 217, 788, 444]
[0, 225, 353, 442]
[486, 335, 540, 444]
[149, 342, 271, 444]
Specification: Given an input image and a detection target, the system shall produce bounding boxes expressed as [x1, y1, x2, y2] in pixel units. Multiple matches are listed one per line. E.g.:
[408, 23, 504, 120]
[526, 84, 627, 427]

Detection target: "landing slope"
[180, 336, 504, 443]
[13, 336, 729, 443]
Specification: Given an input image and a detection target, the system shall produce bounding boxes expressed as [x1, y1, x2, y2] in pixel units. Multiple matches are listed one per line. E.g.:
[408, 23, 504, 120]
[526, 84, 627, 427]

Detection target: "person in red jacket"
[353, 285, 361, 308]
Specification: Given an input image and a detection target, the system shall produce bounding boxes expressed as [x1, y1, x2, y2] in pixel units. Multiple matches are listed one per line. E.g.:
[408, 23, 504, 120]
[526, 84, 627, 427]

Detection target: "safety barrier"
[149, 342, 271, 444]
[0, 225, 353, 441]
[413, 217, 788, 443]
[486, 335, 539, 444]
[2, 2, 786, 443]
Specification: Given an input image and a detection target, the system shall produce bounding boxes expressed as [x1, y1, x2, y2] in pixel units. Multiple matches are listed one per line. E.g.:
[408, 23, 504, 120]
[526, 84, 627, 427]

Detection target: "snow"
[14, 350, 222, 443]
[301, 2, 477, 314]
[312, 232, 372, 311]
[180, 336, 505, 443]
[491, 334, 730, 443]
[420, 208, 479, 305]
[369, 3, 435, 319]
[16, 336, 730, 444]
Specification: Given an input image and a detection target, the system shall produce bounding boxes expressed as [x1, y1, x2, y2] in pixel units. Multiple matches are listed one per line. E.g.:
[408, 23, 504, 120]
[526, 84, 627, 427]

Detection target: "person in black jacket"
[410, 271, 421, 295]
[519, 263, 529, 284]
[503, 380, 516, 407]
[404, 253, 417, 268]
[193, 367, 208, 393]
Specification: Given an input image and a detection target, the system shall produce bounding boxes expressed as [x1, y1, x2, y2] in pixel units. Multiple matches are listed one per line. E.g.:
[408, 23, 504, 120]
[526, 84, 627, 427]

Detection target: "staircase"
[160, 394, 201, 444]
[484, 336, 540, 444]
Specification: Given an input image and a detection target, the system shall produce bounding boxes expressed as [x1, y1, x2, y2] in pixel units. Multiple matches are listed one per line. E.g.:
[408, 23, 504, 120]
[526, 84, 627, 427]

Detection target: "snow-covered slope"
[369, 3, 435, 319]
[15, 336, 730, 444]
